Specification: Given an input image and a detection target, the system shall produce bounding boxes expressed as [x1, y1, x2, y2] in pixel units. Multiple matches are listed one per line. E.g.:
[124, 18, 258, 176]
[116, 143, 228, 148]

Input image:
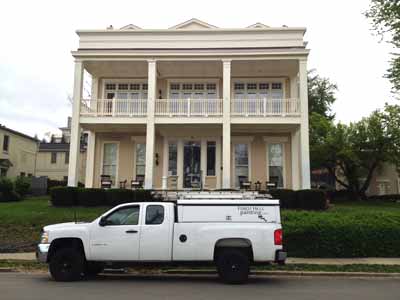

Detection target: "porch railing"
[80, 99, 147, 117]
[155, 99, 223, 117]
[231, 98, 300, 117]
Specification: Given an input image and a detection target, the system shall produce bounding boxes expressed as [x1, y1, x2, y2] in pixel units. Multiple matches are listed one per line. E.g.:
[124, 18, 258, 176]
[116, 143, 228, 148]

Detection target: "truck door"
[139, 204, 173, 261]
[89, 205, 141, 261]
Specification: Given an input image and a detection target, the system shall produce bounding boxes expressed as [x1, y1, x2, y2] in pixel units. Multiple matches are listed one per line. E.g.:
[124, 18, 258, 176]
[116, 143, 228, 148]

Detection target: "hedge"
[268, 188, 327, 210]
[368, 194, 400, 202]
[0, 177, 23, 202]
[282, 210, 400, 257]
[50, 187, 156, 207]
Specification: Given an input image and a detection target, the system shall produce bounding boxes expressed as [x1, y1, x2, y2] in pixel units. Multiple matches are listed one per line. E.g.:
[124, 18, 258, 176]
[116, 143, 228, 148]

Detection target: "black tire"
[216, 249, 250, 284]
[49, 248, 85, 282]
[85, 262, 104, 277]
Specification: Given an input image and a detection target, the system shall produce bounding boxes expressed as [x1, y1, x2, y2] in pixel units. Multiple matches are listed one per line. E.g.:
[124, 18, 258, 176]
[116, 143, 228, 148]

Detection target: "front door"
[183, 141, 201, 188]
[89, 205, 141, 261]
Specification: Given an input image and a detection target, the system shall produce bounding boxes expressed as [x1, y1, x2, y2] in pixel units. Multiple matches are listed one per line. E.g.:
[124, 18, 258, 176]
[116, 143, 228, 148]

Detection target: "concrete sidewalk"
[1, 252, 400, 265]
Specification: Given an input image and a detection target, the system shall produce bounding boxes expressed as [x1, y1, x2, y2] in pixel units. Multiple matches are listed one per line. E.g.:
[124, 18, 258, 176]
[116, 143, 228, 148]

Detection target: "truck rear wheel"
[216, 249, 250, 284]
[49, 248, 85, 282]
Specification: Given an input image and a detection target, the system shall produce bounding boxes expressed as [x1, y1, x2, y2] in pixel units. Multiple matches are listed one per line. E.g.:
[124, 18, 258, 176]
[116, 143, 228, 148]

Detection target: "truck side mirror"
[99, 217, 108, 227]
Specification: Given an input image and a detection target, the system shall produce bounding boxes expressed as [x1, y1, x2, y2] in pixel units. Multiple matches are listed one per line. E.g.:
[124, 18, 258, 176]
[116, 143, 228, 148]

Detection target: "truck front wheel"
[216, 249, 250, 284]
[49, 248, 85, 281]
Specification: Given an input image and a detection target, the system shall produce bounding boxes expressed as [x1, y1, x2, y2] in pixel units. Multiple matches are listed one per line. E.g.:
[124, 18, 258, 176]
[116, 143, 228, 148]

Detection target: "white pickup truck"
[37, 192, 286, 284]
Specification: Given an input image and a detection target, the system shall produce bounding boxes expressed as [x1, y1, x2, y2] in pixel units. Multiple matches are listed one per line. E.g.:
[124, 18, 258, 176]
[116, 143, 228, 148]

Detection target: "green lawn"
[0, 196, 399, 253]
[0, 197, 109, 252]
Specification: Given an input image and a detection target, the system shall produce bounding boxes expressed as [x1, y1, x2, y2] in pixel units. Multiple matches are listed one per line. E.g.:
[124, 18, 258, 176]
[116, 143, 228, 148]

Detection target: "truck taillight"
[274, 229, 283, 245]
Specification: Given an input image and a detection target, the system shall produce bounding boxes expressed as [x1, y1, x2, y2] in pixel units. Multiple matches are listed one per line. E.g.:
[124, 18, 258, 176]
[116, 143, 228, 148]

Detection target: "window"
[20, 172, 25, 177]
[65, 152, 69, 164]
[3, 135, 9, 152]
[51, 152, 57, 164]
[233, 81, 283, 99]
[0, 168, 6, 177]
[103, 206, 140, 226]
[145, 205, 164, 225]
[168, 82, 218, 99]
[207, 141, 216, 176]
[63, 176, 68, 182]
[268, 144, 284, 188]
[104, 82, 148, 99]
[28, 173, 32, 177]
[136, 143, 146, 178]
[168, 143, 177, 176]
[235, 144, 249, 187]
[102, 143, 118, 183]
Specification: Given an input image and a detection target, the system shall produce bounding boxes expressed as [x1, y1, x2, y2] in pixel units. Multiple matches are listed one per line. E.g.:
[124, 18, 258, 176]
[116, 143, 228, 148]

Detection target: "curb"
[163, 269, 400, 278]
[0, 268, 14, 273]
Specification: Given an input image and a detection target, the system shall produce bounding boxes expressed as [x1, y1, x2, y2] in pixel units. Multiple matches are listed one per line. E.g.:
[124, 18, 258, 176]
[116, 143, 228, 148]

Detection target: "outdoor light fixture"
[155, 153, 159, 166]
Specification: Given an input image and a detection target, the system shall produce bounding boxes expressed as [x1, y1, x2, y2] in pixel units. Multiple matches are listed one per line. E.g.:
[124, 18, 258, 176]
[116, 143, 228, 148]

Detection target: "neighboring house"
[68, 19, 311, 190]
[366, 163, 399, 196]
[35, 118, 86, 182]
[0, 124, 38, 178]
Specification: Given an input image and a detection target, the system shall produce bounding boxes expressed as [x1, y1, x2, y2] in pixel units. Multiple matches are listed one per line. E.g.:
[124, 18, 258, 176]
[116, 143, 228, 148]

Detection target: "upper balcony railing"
[80, 98, 300, 119]
[80, 99, 147, 117]
[231, 98, 300, 117]
[155, 99, 223, 117]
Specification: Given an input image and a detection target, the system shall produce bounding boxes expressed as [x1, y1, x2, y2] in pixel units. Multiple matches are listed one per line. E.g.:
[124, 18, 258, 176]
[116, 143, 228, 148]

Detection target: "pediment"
[170, 18, 217, 30]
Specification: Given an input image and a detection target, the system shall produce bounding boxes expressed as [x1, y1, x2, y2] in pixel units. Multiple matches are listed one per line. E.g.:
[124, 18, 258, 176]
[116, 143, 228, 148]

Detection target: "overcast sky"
[0, 0, 396, 139]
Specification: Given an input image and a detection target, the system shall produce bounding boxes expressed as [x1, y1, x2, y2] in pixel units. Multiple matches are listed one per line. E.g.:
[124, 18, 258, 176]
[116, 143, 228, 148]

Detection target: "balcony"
[231, 98, 300, 117]
[80, 98, 300, 120]
[155, 99, 223, 117]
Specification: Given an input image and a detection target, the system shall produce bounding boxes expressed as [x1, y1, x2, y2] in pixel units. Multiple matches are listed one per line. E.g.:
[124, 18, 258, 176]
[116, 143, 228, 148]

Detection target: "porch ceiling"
[84, 59, 299, 78]
[81, 123, 146, 133]
[231, 123, 300, 133]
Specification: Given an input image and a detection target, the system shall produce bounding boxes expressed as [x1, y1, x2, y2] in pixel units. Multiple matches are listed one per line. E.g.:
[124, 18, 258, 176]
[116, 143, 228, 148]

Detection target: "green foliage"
[49, 187, 156, 207]
[283, 207, 400, 257]
[77, 188, 106, 207]
[14, 177, 31, 197]
[366, 0, 400, 93]
[308, 70, 338, 119]
[269, 189, 297, 209]
[296, 189, 327, 210]
[50, 186, 79, 207]
[310, 104, 400, 199]
[0, 177, 14, 194]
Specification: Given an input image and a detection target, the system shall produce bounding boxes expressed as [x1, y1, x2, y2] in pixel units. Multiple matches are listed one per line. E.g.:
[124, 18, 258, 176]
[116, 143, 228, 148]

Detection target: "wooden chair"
[119, 180, 127, 189]
[131, 176, 144, 190]
[265, 181, 277, 191]
[100, 175, 112, 189]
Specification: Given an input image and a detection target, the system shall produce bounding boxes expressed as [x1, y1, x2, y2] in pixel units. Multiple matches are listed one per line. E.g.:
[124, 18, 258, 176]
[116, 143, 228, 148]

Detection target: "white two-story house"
[67, 19, 311, 190]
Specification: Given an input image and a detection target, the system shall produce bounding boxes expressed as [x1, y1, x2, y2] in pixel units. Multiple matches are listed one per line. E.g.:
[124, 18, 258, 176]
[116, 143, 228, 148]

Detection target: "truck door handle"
[125, 230, 138, 234]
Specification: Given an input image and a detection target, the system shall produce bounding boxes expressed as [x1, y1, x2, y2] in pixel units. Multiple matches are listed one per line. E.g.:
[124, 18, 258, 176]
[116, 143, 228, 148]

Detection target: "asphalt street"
[1, 272, 399, 300]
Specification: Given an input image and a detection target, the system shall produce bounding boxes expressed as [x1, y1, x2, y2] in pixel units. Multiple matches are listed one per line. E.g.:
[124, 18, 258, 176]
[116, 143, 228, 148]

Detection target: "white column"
[291, 127, 300, 190]
[216, 136, 222, 189]
[177, 139, 184, 189]
[144, 60, 157, 189]
[290, 75, 298, 99]
[299, 59, 311, 188]
[68, 61, 84, 187]
[85, 131, 96, 188]
[200, 139, 207, 187]
[222, 59, 231, 189]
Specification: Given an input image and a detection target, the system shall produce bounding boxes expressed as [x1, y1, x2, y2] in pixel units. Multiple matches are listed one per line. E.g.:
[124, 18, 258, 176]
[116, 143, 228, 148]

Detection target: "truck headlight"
[40, 231, 49, 244]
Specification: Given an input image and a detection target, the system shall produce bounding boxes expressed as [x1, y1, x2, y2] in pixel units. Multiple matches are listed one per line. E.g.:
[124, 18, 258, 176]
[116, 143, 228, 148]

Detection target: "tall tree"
[366, 0, 400, 94]
[308, 70, 338, 119]
[312, 104, 400, 199]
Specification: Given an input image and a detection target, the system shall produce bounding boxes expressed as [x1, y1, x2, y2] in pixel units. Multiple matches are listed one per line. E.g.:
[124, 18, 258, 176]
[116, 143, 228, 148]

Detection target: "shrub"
[0, 190, 22, 202]
[132, 189, 155, 202]
[105, 189, 135, 206]
[0, 177, 13, 194]
[269, 189, 297, 209]
[328, 189, 358, 203]
[77, 188, 106, 207]
[295, 189, 327, 210]
[282, 210, 400, 257]
[368, 194, 400, 202]
[14, 176, 31, 197]
[50, 186, 79, 207]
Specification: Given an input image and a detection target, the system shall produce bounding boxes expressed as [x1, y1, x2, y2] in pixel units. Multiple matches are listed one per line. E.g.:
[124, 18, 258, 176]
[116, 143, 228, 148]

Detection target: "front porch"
[82, 124, 306, 190]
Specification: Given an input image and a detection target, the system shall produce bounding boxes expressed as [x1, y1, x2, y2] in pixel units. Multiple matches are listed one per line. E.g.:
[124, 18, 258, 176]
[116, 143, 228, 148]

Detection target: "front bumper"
[36, 244, 50, 263]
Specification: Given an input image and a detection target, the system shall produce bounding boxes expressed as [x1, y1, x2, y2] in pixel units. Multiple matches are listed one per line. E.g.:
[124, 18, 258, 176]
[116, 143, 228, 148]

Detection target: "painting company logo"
[237, 206, 267, 216]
